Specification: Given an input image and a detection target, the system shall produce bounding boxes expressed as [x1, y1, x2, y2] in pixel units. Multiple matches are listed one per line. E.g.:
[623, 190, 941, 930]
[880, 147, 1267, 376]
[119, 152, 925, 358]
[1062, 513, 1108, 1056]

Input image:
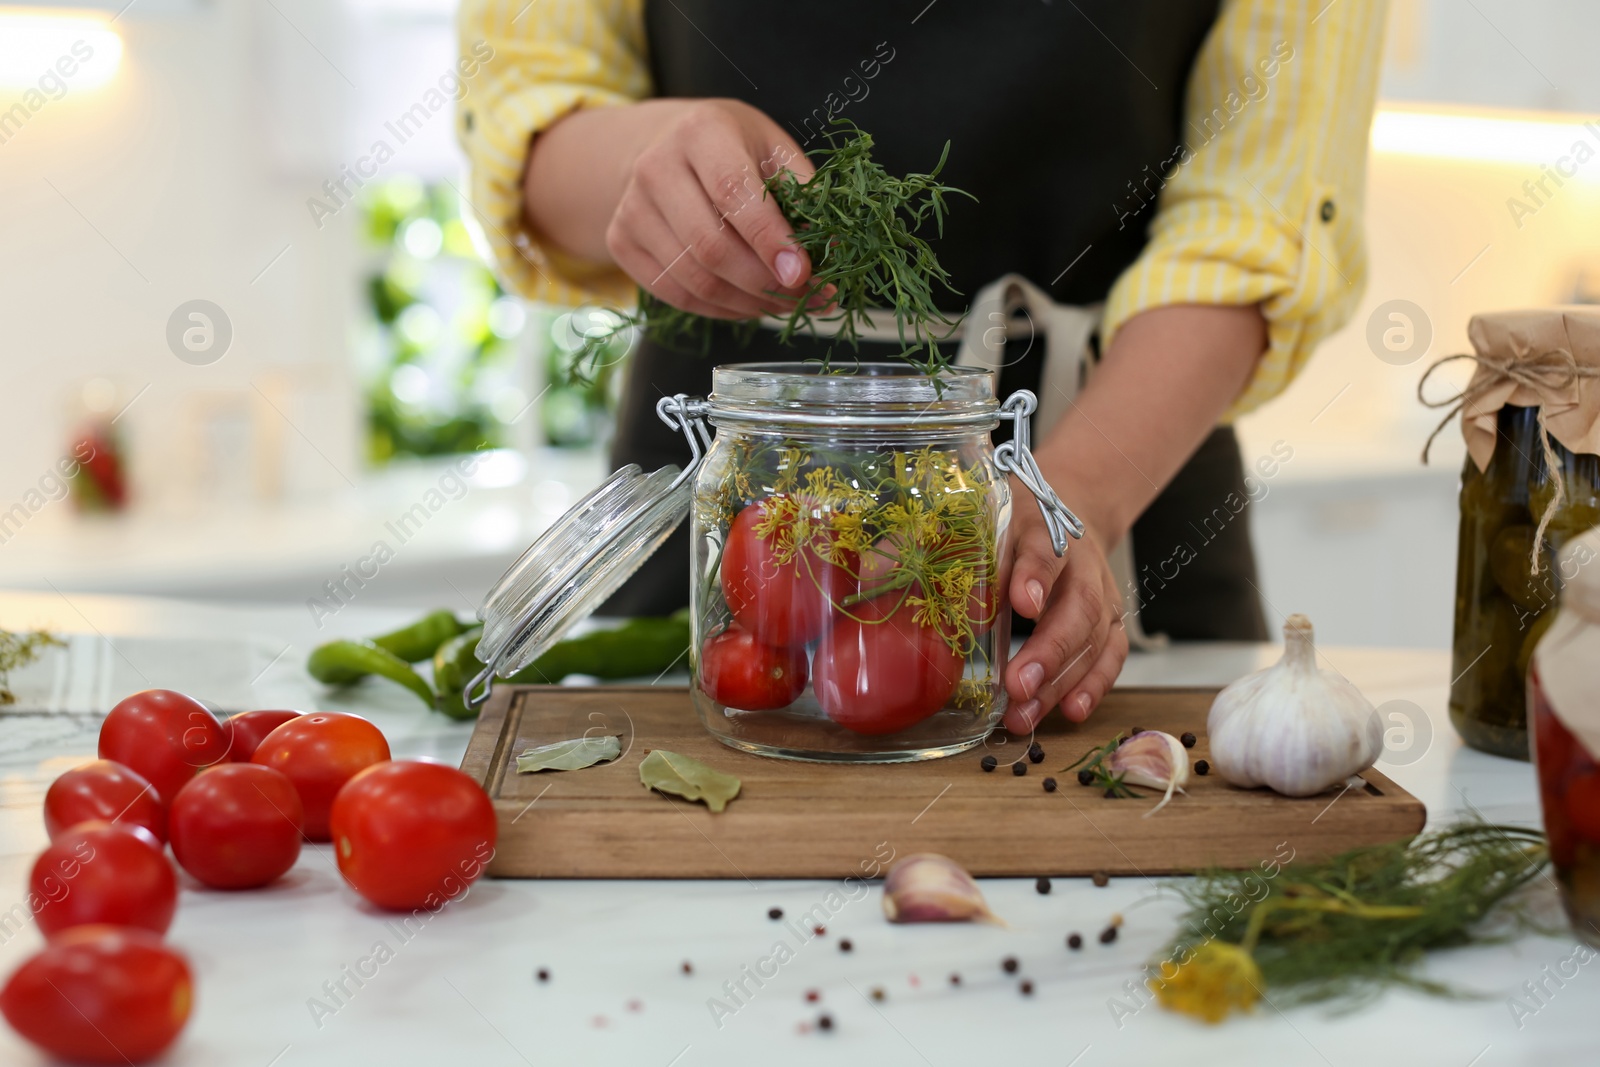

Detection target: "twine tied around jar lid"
[1419, 343, 1600, 573]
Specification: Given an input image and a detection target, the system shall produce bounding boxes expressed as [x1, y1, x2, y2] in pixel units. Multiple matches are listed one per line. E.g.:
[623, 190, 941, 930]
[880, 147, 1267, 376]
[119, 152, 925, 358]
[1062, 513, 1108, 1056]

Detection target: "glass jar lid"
[466, 396, 710, 708]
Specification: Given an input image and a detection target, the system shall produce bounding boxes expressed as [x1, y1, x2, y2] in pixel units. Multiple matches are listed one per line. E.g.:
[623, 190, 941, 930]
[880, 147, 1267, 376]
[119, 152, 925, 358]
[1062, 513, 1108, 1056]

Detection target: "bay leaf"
[516, 734, 622, 773]
[639, 749, 741, 813]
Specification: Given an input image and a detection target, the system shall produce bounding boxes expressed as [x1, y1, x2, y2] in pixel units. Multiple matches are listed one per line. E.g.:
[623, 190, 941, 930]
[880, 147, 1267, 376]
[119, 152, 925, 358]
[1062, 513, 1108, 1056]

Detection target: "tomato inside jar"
[683, 363, 1072, 762]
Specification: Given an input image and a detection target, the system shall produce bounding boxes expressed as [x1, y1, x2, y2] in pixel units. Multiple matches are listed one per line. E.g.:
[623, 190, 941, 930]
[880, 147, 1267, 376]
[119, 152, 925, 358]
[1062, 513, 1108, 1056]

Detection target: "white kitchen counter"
[0, 591, 1588, 1067]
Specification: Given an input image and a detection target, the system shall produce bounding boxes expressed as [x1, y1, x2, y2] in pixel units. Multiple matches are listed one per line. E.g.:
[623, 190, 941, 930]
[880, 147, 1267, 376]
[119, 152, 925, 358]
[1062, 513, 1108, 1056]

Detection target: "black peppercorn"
[1130, 726, 1145, 736]
[1099, 925, 1119, 944]
[1042, 777, 1057, 793]
[1077, 769, 1094, 787]
[1067, 933, 1083, 950]
[839, 939, 853, 953]
[1035, 876, 1051, 895]
[1103, 787, 1117, 798]
[768, 907, 784, 920]
[1195, 759, 1210, 776]
[949, 973, 962, 986]
[536, 968, 550, 982]
[1001, 956, 1019, 974]
[1012, 761, 1027, 777]
[1180, 731, 1197, 749]
[980, 755, 997, 772]
[1020, 979, 1035, 996]
[1027, 741, 1045, 764]
[1091, 871, 1109, 887]
[817, 1013, 834, 1031]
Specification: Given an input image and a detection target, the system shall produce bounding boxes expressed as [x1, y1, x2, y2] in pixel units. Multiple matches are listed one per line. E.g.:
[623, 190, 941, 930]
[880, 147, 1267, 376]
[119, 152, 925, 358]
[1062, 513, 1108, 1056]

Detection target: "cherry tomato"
[44, 760, 166, 843]
[1, 925, 192, 1064]
[330, 760, 497, 912]
[31, 821, 177, 938]
[721, 498, 855, 646]
[699, 626, 808, 710]
[813, 601, 964, 735]
[224, 709, 303, 763]
[251, 712, 389, 841]
[169, 764, 303, 889]
[99, 689, 229, 807]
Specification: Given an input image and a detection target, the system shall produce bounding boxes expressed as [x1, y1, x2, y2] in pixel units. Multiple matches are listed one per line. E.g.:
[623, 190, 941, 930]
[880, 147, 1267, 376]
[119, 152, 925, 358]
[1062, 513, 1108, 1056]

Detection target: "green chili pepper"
[431, 612, 692, 720]
[307, 639, 434, 707]
[370, 609, 468, 663]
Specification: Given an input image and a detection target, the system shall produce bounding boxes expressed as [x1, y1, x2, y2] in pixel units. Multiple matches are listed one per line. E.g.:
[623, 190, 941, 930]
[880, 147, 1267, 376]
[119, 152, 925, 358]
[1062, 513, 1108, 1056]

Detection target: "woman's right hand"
[527, 98, 815, 320]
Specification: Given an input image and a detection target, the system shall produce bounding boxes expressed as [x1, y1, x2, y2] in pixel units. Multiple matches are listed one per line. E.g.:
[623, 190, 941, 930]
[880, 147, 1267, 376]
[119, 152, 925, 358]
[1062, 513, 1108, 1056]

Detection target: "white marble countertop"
[0, 591, 1589, 1067]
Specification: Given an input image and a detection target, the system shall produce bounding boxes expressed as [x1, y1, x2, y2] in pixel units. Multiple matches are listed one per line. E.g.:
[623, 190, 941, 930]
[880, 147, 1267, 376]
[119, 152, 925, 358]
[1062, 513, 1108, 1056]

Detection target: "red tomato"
[224, 709, 303, 763]
[699, 626, 808, 710]
[169, 764, 303, 889]
[330, 760, 497, 912]
[31, 822, 177, 938]
[99, 689, 229, 807]
[813, 602, 964, 735]
[1, 925, 191, 1064]
[251, 712, 389, 841]
[44, 760, 166, 842]
[721, 498, 855, 646]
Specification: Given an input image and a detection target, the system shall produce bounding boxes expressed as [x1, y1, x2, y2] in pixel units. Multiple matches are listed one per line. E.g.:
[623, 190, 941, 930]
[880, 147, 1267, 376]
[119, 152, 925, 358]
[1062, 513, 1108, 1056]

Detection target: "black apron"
[601, 0, 1268, 642]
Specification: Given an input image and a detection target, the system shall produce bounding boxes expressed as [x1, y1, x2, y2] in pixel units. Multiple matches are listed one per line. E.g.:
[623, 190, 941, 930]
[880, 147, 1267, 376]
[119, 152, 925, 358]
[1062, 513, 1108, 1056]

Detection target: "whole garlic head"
[1207, 614, 1382, 797]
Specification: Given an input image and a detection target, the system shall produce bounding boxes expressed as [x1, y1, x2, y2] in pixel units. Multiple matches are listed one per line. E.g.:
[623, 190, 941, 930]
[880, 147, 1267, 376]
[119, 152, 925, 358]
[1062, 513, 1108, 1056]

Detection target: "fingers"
[1060, 622, 1128, 724]
[611, 192, 775, 319]
[1007, 503, 1069, 623]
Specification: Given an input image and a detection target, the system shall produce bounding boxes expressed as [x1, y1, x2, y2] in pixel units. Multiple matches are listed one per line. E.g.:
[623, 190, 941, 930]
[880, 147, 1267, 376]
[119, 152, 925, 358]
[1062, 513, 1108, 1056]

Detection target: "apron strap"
[954, 275, 1166, 652]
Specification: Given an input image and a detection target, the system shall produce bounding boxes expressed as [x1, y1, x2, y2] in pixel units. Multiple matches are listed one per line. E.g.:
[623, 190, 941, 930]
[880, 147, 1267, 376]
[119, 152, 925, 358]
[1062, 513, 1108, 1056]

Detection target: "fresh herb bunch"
[0, 628, 63, 705]
[1151, 822, 1551, 1023]
[567, 121, 972, 382]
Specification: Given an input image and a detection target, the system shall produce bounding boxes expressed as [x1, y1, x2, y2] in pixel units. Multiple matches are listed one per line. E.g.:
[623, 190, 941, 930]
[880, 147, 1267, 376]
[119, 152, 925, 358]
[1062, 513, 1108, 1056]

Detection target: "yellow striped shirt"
[455, 0, 1387, 419]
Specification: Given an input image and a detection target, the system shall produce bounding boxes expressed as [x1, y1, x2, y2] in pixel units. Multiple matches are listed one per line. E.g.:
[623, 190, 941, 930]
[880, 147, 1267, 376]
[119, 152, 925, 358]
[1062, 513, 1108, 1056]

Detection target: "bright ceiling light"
[0, 10, 123, 92]
[1371, 104, 1600, 166]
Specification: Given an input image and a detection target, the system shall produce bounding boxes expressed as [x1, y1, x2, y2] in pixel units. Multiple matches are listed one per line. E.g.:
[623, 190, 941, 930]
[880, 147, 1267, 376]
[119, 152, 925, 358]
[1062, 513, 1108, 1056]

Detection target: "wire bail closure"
[657, 394, 713, 490]
[994, 390, 1085, 556]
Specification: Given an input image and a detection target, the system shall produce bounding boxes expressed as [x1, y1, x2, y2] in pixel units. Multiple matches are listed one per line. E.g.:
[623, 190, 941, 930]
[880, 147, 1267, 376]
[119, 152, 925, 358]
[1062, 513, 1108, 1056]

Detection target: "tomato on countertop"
[98, 689, 230, 807]
[223, 708, 303, 763]
[251, 711, 390, 841]
[169, 763, 303, 890]
[44, 759, 166, 842]
[1, 925, 192, 1064]
[31, 821, 177, 938]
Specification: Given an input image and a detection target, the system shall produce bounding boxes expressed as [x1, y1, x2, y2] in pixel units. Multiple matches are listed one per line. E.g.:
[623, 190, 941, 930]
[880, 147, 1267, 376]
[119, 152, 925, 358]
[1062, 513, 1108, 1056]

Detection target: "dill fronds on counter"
[0, 628, 63, 705]
[1150, 822, 1550, 1023]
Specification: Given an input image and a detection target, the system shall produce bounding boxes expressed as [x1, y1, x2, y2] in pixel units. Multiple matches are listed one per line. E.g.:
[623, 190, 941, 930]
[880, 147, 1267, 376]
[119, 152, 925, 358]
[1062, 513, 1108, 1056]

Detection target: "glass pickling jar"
[466, 362, 1082, 764]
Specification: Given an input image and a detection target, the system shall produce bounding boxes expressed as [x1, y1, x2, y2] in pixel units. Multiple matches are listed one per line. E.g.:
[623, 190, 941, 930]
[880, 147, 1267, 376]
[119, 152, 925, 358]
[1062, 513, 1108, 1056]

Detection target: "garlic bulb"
[1207, 614, 1382, 797]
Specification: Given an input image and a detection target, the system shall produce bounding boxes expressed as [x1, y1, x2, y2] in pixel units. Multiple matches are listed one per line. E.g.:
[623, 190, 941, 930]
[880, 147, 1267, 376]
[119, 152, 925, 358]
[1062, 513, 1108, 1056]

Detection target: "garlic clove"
[1108, 731, 1190, 816]
[1206, 614, 1384, 798]
[882, 853, 1000, 924]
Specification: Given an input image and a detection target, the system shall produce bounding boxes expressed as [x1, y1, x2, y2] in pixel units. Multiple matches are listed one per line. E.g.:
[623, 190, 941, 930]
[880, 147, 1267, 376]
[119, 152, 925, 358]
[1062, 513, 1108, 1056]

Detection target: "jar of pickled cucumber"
[1529, 527, 1600, 946]
[466, 362, 1082, 764]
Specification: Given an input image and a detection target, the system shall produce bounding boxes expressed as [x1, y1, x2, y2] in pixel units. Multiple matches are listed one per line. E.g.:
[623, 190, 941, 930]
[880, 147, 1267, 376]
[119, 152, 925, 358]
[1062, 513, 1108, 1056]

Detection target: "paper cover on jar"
[1459, 307, 1600, 472]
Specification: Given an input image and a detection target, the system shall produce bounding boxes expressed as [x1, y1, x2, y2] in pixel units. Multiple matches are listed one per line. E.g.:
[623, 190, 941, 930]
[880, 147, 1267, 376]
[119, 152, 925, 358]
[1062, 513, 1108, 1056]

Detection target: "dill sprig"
[567, 121, 972, 382]
[0, 628, 63, 705]
[1151, 822, 1552, 1022]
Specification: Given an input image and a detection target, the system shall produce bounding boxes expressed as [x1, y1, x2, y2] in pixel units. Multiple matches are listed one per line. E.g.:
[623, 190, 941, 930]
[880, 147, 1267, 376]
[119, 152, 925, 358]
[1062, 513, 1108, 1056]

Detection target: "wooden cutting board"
[459, 685, 1426, 879]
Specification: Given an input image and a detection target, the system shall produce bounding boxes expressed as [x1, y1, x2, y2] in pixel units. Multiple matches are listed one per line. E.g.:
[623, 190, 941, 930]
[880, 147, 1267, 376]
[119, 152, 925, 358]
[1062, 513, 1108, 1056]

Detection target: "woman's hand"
[1000, 497, 1128, 734]
[525, 98, 815, 320]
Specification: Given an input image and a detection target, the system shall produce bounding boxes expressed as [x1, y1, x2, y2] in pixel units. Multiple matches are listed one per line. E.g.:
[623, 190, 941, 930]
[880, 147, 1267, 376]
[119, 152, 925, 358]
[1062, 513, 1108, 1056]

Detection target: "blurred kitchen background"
[1, 0, 1597, 649]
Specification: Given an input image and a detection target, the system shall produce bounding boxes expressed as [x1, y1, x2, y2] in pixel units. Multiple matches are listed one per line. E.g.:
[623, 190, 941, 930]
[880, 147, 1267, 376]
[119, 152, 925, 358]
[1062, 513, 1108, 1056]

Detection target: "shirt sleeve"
[1100, 0, 1389, 421]
[455, 0, 651, 306]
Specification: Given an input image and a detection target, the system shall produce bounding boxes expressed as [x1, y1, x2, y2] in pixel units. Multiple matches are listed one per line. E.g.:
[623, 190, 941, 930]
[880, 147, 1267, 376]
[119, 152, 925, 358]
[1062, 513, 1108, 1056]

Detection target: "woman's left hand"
[1000, 496, 1128, 734]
